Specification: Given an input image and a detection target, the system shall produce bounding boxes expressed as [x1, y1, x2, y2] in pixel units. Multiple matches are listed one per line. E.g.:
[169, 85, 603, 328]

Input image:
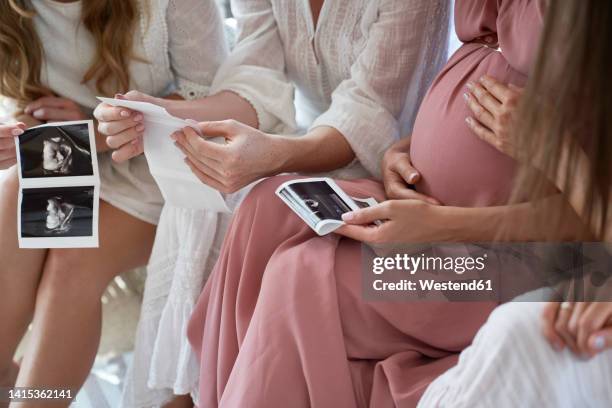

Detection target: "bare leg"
[10, 200, 156, 408]
[0, 168, 47, 392]
[163, 395, 194, 408]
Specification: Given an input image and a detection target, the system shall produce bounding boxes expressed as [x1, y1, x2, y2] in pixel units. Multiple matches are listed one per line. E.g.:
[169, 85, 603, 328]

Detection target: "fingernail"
[170, 133, 177, 141]
[408, 172, 419, 184]
[480, 76, 490, 84]
[136, 124, 145, 132]
[591, 335, 606, 350]
[120, 110, 131, 118]
[466, 82, 474, 90]
[463, 92, 470, 101]
[12, 128, 24, 136]
[465, 117, 473, 125]
[115, 93, 125, 99]
[33, 110, 42, 118]
[134, 114, 143, 122]
[342, 212, 355, 222]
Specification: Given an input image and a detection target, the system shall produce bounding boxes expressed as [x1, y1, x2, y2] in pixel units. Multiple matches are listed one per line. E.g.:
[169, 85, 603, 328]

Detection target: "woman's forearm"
[439, 194, 591, 242]
[166, 91, 259, 129]
[271, 126, 356, 174]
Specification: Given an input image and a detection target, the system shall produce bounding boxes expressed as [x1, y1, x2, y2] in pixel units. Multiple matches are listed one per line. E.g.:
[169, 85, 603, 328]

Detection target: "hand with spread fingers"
[171, 120, 284, 194]
[464, 75, 523, 158]
[94, 91, 167, 161]
[541, 301, 612, 358]
[0, 122, 27, 169]
[381, 137, 440, 204]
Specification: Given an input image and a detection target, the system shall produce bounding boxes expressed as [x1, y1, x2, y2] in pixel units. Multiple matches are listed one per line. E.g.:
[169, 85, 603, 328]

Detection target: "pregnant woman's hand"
[0, 122, 26, 169]
[464, 75, 523, 158]
[93, 91, 163, 162]
[337, 200, 452, 244]
[172, 120, 282, 194]
[382, 138, 439, 204]
[24, 96, 87, 121]
[542, 302, 612, 357]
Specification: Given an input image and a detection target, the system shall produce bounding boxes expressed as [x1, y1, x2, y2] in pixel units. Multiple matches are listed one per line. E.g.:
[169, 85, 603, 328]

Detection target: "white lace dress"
[125, 0, 452, 406]
[419, 302, 612, 407]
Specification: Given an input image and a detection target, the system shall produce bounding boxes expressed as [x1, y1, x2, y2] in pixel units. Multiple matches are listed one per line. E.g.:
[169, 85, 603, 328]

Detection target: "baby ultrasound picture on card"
[18, 123, 94, 178]
[20, 186, 96, 239]
[15, 120, 100, 248]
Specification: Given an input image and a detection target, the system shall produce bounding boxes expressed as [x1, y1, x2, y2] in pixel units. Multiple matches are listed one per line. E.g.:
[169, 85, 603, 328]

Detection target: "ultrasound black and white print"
[15, 120, 100, 248]
[17, 122, 94, 178]
[21, 186, 95, 238]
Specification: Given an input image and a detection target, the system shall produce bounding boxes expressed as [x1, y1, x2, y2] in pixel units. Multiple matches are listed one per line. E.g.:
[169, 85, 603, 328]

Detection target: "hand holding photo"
[276, 178, 378, 236]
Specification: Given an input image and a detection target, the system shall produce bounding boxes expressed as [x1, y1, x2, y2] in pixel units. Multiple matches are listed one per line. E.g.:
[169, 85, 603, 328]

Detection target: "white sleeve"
[311, 0, 449, 177]
[210, 0, 297, 133]
[166, 0, 229, 100]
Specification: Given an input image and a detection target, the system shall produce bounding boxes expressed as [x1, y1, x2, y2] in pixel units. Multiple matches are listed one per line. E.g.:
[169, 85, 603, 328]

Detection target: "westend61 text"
[372, 279, 494, 292]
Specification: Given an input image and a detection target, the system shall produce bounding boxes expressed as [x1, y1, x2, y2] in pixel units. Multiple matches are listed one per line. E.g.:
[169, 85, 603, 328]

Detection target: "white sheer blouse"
[212, 0, 451, 177]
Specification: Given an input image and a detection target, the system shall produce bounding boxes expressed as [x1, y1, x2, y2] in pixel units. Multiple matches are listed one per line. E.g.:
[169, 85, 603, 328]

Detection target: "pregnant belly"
[410, 44, 528, 207]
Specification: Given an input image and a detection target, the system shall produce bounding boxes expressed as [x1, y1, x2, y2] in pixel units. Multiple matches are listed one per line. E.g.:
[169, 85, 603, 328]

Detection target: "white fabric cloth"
[127, 1, 451, 407]
[419, 302, 612, 407]
[32, 0, 227, 224]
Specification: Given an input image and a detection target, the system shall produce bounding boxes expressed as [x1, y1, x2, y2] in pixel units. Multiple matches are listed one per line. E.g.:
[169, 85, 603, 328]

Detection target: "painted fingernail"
[11, 128, 24, 136]
[134, 114, 143, 122]
[342, 212, 355, 222]
[33, 110, 43, 118]
[408, 173, 419, 184]
[463, 92, 470, 101]
[136, 124, 145, 132]
[591, 335, 606, 350]
[120, 110, 131, 118]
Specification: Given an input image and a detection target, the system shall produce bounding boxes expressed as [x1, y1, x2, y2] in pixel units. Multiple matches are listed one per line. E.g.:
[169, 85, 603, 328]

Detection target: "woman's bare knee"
[39, 249, 117, 302]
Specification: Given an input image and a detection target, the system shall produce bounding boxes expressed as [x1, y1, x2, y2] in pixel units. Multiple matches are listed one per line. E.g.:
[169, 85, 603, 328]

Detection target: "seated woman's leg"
[189, 176, 494, 407]
[12, 200, 156, 402]
[0, 168, 47, 389]
[419, 302, 612, 407]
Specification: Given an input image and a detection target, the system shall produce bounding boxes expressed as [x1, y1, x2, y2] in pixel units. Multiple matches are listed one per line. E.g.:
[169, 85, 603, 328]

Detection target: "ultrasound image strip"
[15, 120, 100, 249]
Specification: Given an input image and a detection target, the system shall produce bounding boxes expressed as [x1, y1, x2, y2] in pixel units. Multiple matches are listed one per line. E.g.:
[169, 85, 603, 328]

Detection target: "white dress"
[127, 0, 452, 407]
[32, 0, 227, 225]
[418, 302, 612, 407]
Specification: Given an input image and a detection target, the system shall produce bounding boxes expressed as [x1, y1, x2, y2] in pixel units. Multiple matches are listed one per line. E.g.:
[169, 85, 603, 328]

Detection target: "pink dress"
[188, 1, 544, 407]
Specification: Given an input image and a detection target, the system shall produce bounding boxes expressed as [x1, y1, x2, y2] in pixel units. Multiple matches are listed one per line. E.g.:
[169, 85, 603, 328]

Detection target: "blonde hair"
[0, 0, 142, 108]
